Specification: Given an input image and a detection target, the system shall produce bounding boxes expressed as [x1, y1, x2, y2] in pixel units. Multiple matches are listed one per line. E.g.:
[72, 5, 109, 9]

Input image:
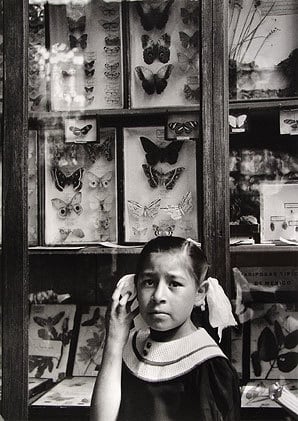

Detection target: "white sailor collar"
[123, 327, 227, 382]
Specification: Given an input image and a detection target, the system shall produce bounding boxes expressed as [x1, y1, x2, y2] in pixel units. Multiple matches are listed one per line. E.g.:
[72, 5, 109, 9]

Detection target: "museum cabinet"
[0, 0, 297, 420]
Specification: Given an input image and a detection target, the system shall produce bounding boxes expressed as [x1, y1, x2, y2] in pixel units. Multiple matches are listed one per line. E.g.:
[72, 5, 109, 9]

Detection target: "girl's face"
[136, 251, 205, 340]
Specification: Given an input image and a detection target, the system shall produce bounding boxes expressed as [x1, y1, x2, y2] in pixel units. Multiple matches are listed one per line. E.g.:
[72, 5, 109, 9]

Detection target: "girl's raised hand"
[105, 276, 139, 350]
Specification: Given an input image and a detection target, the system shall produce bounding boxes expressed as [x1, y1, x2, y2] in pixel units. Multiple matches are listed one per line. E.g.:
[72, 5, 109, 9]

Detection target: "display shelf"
[28, 245, 143, 255]
[229, 98, 298, 110]
[230, 244, 298, 254]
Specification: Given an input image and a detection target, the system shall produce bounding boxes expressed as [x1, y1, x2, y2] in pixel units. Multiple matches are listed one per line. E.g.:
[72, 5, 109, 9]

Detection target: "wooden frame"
[2, 0, 29, 419]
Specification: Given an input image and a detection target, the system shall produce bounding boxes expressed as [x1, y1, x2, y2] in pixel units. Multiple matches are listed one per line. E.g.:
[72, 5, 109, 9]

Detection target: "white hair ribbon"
[203, 277, 237, 341]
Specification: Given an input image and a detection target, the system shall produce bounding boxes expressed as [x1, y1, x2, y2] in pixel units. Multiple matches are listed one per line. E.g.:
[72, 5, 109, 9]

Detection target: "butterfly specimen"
[283, 119, 298, 129]
[177, 52, 198, 73]
[180, 7, 199, 25]
[161, 191, 193, 220]
[59, 228, 85, 241]
[105, 35, 120, 46]
[100, 17, 120, 32]
[184, 84, 200, 102]
[127, 198, 161, 218]
[140, 137, 184, 165]
[81, 307, 101, 326]
[179, 31, 199, 49]
[84, 60, 95, 70]
[100, 6, 118, 17]
[69, 34, 88, 49]
[86, 171, 113, 190]
[67, 16, 86, 33]
[135, 0, 174, 31]
[84, 137, 113, 162]
[229, 114, 247, 131]
[153, 223, 175, 236]
[142, 164, 185, 190]
[104, 62, 120, 72]
[104, 70, 120, 80]
[84, 86, 94, 93]
[132, 226, 148, 237]
[51, 192, 83, 219]
[85, 68, 95, 78]
[69, 124, 92, 137]
[168, 120, 198, 135]
[33, 311, 65, 340]
[135, 64, 173, 95]
[104, 46, 120, 55]
[141, 33, 171, 65]
[90, 195, 113, 212]
[51, 167, 84, 192]
[62, 69, 76, 78]
[85, 95, 95, 105]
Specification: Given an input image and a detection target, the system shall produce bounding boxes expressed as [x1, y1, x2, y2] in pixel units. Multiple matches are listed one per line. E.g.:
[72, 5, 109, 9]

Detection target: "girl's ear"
[194, 280, 209, 307]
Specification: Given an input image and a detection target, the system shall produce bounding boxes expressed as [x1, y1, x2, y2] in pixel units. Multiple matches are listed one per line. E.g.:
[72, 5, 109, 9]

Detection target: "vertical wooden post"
[201, 0, 229, 289]
[2, 0, 28, 419]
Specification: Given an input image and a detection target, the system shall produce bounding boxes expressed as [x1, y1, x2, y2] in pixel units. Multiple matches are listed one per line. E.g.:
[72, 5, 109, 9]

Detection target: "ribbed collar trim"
[123, 328, 226, 382]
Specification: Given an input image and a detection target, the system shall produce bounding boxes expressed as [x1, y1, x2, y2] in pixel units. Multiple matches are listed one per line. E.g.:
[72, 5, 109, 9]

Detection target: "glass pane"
[229, 0, 298, 101]
[28, 0, 201, 411]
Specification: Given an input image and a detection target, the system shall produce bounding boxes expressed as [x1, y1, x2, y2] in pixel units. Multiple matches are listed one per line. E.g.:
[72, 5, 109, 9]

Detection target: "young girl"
[90, 236, 241, 421]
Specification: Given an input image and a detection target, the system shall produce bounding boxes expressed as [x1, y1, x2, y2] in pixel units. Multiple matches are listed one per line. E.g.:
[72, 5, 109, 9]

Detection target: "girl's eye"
[170, 281, 182, 288]
[142, 279, 154, 287]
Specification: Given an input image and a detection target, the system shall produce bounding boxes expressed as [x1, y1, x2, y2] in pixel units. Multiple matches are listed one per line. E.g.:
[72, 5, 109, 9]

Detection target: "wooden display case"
[1, 1, 297, 421]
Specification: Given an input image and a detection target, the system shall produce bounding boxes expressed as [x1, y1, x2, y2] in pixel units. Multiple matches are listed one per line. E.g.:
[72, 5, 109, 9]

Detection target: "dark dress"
[118, 328, 241, 421]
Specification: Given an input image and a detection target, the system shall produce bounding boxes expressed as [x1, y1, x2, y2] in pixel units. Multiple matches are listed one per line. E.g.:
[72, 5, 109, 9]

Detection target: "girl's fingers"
[111, 284, 122, 311]
[118, 291, 131, 306]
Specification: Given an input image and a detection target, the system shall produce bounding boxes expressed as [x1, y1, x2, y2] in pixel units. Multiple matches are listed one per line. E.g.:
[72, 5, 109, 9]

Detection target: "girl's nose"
[151, 281, 166, 303]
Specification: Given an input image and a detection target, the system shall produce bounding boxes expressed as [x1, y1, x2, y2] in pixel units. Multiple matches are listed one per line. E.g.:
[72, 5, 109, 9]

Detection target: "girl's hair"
[135, 236, 209, 286]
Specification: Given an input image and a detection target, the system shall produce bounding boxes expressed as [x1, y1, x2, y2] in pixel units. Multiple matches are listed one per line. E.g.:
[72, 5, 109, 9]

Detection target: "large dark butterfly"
[180, 7, 199, 25]
[51, 167, 84, 192]
[67, 16, 86, 33]
[141, 33, 171, 65]
[136, 0, 174, 31]
[135, 64, 173, 95]
[84, 137, 113, 162]
[179, 31, 199, 49]
[140, 137, 184, 166]
[168, 121, 198, 135]
[81, 307, 101, 326]
[184, 84, 200, 102]
[51, 192, 83, 219]
[177, 52, 198, 73]
[142, 164, 185, 190]
[69, 34, 88, 49]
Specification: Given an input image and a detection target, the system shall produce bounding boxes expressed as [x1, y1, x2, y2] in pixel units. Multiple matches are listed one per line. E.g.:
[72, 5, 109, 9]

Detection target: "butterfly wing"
[100, 137, 113, 161]
[168, 122, 183, 135]
[52, 168, 66, 191]
[33, 316, 48, 327]
[87, 171, 100, 188]
[163, 167, 185, 190]
[228, 115, 237, 129]
[72, 228, 85, 238]
[190, 31, 199, 48]
[140, 136, 161, 166]
[70, 168, 84, 191]
[81, 124, 93, 135]
[142, 164, 160, 188]
[183, 121, 198, 134]
[135, 66, 155, 95]
[237, 114, 247, 128]
[162, 140, 184, 164]
[155, 64, 173, 94]
[69, 192, 82, 216]
[155, 0, 174, 30]
[98, 171, 113, 189]
[179, 31, 190, 48]
[81, 307, 100, 326]
[51, 311, 66, 326]
[79, 34, 88, 49]
[127, 200, 144, 218]
[51, 198, 69, 219]
[143, 198, 161, 218]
